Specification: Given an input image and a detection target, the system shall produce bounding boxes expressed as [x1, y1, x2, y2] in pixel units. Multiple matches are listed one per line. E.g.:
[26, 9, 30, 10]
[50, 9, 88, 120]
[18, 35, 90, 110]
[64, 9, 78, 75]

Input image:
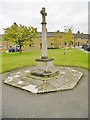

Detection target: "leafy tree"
[52, 30, 62, 48]
[64, 27, 74, 49]
[3, 23, 38, 52]
[61, 27, 74, 54]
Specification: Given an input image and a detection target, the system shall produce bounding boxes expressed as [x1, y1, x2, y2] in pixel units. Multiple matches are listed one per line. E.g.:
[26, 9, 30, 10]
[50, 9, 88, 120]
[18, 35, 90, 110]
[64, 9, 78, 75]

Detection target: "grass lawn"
[1, 48, 89, 73]
[0, 37, 2, 42]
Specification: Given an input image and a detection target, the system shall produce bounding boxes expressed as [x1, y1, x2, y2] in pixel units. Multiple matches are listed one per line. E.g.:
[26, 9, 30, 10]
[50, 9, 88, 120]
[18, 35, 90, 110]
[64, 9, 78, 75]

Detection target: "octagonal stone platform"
[4, 66, 83, 94]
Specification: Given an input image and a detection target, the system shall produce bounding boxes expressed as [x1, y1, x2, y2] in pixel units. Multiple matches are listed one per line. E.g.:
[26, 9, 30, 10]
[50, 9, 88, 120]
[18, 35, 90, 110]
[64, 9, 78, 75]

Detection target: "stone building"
[0, 31, 89, 52]
[74, 33, 89, 46]
[22, 32, 89, 51]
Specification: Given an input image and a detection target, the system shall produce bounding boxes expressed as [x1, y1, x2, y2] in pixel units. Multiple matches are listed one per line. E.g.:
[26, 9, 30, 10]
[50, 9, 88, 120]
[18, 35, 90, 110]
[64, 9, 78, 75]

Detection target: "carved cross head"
[40, 7, 47, 16]
[40, 7, 47, 23]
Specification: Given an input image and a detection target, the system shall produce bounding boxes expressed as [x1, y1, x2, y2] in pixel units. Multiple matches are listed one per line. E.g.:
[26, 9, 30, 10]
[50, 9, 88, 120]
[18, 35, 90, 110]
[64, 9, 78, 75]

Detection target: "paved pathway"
[0, 74, 2, 119]
[1, 67, 88, 118]
[75, 46, 90, 54]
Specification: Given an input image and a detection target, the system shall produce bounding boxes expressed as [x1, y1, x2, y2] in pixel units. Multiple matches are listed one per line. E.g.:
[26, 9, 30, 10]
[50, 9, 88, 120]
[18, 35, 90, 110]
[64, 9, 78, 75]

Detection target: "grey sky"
[0, 0, 89, 34]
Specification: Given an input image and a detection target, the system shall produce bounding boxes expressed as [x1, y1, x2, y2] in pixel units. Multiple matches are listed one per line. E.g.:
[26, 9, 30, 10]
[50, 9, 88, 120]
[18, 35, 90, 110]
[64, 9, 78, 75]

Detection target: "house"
[0, 31, 89, 52]
[22, 31, 89, 51]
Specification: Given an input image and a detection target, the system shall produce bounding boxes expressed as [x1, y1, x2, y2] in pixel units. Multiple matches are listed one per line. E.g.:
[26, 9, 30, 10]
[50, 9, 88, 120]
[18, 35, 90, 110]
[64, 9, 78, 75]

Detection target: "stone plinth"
[35, 58, 54, 68]
[30, 58, 59, 77]
[4, 67, 83, 94]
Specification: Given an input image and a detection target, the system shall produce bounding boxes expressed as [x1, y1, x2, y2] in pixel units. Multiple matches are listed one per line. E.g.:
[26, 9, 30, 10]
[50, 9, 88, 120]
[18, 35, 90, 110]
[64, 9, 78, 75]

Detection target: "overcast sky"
[0, 0, 89, 34]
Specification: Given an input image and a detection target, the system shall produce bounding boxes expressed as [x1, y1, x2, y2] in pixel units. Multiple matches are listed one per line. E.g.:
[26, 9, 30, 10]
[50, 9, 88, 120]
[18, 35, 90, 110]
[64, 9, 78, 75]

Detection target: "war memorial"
[4, 8, 83, 94]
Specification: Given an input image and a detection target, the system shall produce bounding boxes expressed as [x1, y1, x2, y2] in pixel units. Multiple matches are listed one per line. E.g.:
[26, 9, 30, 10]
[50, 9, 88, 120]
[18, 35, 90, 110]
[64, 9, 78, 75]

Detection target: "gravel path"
[1, 66, 88, 118]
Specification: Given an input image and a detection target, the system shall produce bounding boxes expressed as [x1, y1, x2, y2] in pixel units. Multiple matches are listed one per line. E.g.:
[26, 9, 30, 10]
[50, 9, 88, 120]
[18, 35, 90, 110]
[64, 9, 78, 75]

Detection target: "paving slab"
[4, 66, 83, 94]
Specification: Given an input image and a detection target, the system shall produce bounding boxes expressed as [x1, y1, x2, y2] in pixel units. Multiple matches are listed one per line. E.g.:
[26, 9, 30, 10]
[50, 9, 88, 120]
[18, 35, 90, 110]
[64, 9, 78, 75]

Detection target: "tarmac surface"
[1, 66, 88, 118]
[75, 46, 90, 54]
[0, 74, 2, 119]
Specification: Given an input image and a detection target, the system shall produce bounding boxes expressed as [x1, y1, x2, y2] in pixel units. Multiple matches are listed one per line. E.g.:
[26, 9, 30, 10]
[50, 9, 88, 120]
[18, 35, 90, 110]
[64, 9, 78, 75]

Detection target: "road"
[1, 67, 88, 118]
[75, 46, 90, 54]
[0, 74, 2, 119]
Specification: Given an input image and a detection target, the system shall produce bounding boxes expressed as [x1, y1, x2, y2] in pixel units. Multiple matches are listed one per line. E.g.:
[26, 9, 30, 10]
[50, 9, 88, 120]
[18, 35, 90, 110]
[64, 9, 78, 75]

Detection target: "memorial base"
[30, 58, 59, 77]
[4, 66, 83, 94]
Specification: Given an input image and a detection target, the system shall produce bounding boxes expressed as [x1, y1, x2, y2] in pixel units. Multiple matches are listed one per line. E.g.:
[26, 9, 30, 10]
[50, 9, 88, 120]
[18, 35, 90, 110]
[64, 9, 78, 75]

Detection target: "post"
[40, 7, 48, 59]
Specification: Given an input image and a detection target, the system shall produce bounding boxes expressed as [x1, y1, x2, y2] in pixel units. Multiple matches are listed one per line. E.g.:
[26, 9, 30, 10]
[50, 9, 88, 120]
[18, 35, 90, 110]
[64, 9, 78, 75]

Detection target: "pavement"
[0, 74, 2, 119]
[75, 46, 90, 54]
[1, 66, 88, 118]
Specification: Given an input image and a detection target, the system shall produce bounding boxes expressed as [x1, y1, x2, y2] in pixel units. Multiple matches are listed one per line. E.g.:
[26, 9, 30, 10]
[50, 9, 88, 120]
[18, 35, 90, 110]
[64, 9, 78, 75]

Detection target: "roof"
[38, 32, 89, 39]
[74, 33, 88, 39]
[0, 32, 90, 39]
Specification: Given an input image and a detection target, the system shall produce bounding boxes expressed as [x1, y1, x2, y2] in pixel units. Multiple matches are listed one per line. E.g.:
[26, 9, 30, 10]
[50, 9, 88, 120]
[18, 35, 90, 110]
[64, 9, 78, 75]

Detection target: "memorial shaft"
[40, 7, 48, 59]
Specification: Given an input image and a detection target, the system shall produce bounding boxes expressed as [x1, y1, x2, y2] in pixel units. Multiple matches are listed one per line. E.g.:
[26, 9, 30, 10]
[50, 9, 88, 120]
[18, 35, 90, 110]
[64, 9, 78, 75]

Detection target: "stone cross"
[40, 7, 48, 59]
[40, 7, 47, 24]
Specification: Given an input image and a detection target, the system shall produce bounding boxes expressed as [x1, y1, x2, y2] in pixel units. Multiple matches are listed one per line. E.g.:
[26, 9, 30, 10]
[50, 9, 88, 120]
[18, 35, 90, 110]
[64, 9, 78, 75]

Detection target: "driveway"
[1, 67, 88, 118]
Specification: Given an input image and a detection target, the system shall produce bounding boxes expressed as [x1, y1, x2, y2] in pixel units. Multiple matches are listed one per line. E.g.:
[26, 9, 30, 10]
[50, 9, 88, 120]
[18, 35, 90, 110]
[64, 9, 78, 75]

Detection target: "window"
[40, 43, 42, 49]
[51, 43, 53, 46]
[29, 43, 34, 47]
[65, 42, 67, 45]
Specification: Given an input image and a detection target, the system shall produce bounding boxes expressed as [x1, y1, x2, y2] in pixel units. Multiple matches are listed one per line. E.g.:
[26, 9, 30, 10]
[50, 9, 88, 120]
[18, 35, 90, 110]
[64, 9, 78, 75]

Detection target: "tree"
[52, 30, 62, 48]
[64, 26, 74, 49]
[3, 23, 38, 53]
[60, 26, 74, 54]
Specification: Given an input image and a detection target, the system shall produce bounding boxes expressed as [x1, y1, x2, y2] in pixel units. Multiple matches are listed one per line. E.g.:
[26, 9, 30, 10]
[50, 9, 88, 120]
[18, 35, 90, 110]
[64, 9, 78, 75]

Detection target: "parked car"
[0, 45, 3, 52]
[16, 46, 20, 52]
[82, 44, 87, 49]
[84, 44, 90, 51]
[8, 46, 15, 52]
[47, 46, 57, 49]
[8, 46, 21, 52]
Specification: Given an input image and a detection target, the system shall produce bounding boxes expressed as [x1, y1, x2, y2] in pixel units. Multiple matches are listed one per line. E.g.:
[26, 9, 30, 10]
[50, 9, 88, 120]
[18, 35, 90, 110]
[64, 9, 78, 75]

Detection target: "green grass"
[0, 37, 2, 42]
[48, 48, 89, 69]
[1, 48, 89, 73]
